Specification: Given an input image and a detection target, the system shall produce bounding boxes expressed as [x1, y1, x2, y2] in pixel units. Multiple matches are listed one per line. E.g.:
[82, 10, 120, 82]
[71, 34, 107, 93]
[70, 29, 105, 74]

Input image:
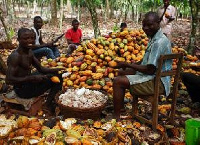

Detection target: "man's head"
[120, 23, 127, 32]
[142, 12, 160, 38]
[164, 0, 170, 8]
[72, 19, 79, 31]
[17, 28, 35, 48]
[33, 16, 43, 30]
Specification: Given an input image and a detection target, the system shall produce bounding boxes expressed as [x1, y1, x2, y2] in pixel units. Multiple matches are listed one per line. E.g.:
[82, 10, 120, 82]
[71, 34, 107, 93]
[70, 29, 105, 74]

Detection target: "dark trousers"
[181, 72, 200, 103]
[14, 73, 63, 106]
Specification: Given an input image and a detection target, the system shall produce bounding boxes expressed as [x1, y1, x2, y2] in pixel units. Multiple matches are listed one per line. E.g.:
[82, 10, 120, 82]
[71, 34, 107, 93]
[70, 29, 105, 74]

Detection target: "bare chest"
[19, 55, 33, 70]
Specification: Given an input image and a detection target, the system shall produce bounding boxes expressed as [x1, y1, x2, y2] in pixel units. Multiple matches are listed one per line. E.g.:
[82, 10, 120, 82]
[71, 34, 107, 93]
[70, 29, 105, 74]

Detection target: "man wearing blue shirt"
[113, 12, 172, 120]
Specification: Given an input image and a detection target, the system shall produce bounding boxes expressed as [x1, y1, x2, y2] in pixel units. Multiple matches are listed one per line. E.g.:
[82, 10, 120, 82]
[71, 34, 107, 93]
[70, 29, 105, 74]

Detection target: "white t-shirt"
[31, 27, 41, 45]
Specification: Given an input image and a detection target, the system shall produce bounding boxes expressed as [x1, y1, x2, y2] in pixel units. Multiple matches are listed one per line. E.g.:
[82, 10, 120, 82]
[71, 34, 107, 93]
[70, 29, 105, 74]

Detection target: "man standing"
[31, 16, 60, 59]
[113, 12, 172, 120]
[6, 28, 62, 114]
[65, 19, 82, 55]
[157, 0, 176, 40]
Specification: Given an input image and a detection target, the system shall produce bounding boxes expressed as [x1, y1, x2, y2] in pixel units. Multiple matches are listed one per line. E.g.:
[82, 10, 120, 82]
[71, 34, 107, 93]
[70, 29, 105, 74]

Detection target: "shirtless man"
[6, 28, 63, 113]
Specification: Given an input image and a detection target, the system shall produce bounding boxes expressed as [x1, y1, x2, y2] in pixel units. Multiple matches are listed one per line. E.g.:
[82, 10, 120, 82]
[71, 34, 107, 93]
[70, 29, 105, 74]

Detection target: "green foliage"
[7, 27, 15, 41]
[112, 24, 119, 32]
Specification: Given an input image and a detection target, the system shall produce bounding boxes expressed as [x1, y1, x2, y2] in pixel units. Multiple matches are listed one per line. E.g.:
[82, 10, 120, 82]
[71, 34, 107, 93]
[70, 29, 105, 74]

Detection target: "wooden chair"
[132, 53, 183, 130]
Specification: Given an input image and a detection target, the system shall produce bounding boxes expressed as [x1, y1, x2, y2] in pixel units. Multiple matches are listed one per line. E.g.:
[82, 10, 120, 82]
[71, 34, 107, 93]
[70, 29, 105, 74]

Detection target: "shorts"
[130, 79, 165, 96]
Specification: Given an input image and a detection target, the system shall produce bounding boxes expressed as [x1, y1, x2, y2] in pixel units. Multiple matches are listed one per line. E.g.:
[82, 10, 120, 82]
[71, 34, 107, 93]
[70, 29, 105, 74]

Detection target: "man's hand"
[115, 61, 128, 70]
[118, 68, 136, 76]
[46, 42, 54, 48]
[28, 75, 48, 82]
[50, 67, 65, 75]
[168, 16, 175, 22]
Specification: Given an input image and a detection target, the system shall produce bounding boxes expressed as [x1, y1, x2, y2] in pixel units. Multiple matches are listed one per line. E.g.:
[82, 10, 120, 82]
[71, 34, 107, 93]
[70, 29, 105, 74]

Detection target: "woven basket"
[55, 89, 107, 120]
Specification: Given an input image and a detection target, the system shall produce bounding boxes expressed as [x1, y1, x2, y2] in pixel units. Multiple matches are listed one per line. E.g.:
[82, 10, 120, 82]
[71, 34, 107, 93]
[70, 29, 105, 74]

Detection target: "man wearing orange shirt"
[65, 19, 82, 55]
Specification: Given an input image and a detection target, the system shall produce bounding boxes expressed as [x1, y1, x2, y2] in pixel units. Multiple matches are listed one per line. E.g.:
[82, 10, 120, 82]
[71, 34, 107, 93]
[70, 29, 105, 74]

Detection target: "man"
[65, 19, 82, 55]
[31, 16, 60, 59]
[6, 28, 63, 114]
[120, 22, 127, 32]
[113, 12, 172, 120]
[181, 72, 200, 103]
[157, 0, 176, 40]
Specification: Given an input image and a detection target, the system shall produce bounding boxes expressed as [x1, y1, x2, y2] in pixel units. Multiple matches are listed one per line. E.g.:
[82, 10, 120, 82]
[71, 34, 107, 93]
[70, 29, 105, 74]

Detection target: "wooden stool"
[2, 91, 46, 116]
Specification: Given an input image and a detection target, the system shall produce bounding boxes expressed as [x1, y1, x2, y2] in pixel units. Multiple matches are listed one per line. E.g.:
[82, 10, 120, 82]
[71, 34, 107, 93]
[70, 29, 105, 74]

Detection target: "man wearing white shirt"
[157, 0, 176, 41]
[31, 16, 60, 59]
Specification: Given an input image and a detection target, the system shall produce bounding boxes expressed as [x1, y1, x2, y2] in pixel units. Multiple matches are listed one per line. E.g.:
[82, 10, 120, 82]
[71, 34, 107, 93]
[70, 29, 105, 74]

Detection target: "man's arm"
[66, 39, 80, 45]
[31, 31, 53, 50]
[32, 53, 61, 74]
[67, 39, 73, 45]
[116, 61, 156, 75]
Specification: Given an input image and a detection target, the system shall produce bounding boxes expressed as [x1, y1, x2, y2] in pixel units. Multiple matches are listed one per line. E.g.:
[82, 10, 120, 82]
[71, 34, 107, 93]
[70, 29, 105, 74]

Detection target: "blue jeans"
[33, 47, 60, 59]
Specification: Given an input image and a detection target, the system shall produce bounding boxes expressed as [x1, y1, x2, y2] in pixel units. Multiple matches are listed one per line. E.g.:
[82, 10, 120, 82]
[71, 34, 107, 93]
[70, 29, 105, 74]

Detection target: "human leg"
[33, 47, 56, 59]
[113, 76, 130, 120]
[51, 47, 60, 58]
[66, 44, 77, 56]
[45, 74, 63, 108]
[14, 73, 63, 113]
[14, 79, 53, 99]
[181, 72, 200, 102]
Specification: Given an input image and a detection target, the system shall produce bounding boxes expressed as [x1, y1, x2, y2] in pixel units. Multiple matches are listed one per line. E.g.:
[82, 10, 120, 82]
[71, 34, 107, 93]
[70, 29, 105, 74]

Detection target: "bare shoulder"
[7, 50, 20, 65]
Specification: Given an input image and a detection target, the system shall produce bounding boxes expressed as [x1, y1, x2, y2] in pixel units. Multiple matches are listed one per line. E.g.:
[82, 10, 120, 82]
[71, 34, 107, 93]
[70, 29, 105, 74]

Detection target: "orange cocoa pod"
[51, 76, 60, 83]
[108, 61, 117, 67]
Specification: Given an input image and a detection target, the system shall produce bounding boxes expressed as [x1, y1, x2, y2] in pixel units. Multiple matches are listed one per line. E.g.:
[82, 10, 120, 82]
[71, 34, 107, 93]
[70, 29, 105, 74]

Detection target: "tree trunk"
[109, 1, 114, 19]
[7, 0, 14, 22]
[136, 4, 139, 23]
[4, 0, 8, 15]
[127, 0, 134, 21]
[0, 8, 11, 42]
[124, 4, 129, 21]
[32, 0, 37, 15]
[105, 0, 110, 21]
[131, 5, 134, 20]
[77, 0, 81, 21]
[26, 1, 31, 18]
[59, 0, 63, 31]
[18, 0, 21, 13]
[40, 0, 44, 16]
[85, 0, 101, 38]
[187, 0, 200, 54]
[66, 0, 72, 14]
[12, 0, 16, 18]
[50, 0, 57, 26]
